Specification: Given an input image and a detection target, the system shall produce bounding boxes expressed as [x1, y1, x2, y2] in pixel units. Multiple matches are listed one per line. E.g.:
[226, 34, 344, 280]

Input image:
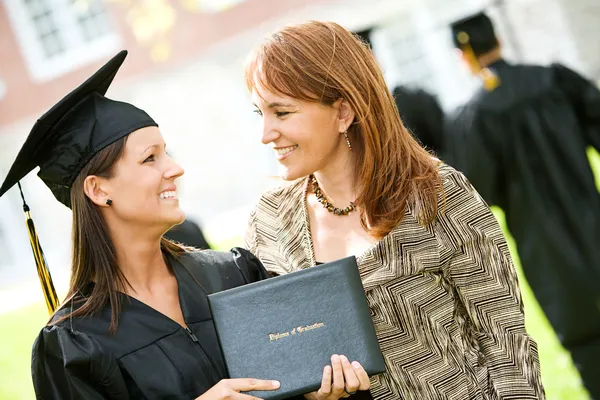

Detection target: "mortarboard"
[450, 12, 500, 91]
[0, 50, 158, 314]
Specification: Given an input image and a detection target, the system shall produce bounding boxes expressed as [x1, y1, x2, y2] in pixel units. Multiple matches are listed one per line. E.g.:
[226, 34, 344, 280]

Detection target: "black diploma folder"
[207, 256, 386, 399]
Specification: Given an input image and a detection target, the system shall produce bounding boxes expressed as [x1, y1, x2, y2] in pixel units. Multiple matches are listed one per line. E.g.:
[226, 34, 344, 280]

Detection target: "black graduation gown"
[446, 59, 600, 395]
[393, 85, 445, 156]
[31, 248, 270, 399]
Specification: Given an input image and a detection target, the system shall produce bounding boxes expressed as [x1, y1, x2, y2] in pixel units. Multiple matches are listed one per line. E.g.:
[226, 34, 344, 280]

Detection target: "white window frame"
[195, 0, 246, 13]
[4, 0, 121, 82]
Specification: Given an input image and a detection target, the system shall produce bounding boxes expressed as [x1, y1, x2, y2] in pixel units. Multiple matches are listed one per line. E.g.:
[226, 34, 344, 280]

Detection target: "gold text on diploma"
[269, 322, 325, 341]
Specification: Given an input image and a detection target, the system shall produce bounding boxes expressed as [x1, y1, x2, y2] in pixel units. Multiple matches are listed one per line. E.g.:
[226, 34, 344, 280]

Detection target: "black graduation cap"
[450, 12, 500, 91]
[0, 50, 158, 314]
[450, 12, 499, 55]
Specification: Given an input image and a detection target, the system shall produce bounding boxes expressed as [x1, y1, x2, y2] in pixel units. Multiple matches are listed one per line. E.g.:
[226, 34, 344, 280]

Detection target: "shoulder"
[550, 62, 599, 94]
[495, 62, 551, 80]
[179, 248, 268, 284]
[550, 62, 584, 80]
[32, 321, 122, 395]
[446, 101, 480, 131]
[436, 163, 501, 240]
[251, 179, 305, 219]
[438, 162, 488, 210]
[33, 321, 107, 365]
[48, 292, 107, 331]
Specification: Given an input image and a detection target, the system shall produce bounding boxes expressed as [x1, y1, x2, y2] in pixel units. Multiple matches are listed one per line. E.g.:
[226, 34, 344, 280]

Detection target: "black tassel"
[17, 182, 59, 314]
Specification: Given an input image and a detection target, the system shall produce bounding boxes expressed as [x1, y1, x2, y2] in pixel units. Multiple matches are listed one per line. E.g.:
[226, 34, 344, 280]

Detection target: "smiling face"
[252, 84, 353, 181]
[96, 126, 185, 231]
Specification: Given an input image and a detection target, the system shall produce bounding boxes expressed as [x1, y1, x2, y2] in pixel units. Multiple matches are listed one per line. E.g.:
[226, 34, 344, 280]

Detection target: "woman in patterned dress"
[244, 21, 544, 399]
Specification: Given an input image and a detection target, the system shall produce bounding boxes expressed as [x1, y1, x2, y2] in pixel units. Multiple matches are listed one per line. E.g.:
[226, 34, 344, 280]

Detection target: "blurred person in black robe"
[446, 12, 600, 397]
[392, 86, 445, 156]
[355, 27, 446, 157]
[165, 218, 211, 249]
[0, 50, 370, 399]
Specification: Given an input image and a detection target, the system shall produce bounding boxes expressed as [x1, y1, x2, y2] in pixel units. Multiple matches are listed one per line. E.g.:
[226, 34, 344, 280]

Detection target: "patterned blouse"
[245, 163, 545, 399]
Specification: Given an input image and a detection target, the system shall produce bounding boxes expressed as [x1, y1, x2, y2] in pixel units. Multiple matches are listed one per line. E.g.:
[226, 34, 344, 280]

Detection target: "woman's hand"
[196, 378, 280, 399]
[304, 354, 371, 400]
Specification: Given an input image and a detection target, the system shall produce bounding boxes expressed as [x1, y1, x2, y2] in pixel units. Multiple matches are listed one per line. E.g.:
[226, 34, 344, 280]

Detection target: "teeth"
[159, 191, 177, 200]
[275, 145, 297, 155]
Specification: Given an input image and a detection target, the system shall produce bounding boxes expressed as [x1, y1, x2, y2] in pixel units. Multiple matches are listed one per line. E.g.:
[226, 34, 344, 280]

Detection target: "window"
[0, 75, 6, 100]
[4, 0, 121, 81]
[389, 33, 437, 93]
[195, 0, 247, 13]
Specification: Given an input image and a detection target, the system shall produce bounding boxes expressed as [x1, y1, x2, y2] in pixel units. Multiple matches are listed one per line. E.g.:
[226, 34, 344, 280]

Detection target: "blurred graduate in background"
[446, 12, 600, 397]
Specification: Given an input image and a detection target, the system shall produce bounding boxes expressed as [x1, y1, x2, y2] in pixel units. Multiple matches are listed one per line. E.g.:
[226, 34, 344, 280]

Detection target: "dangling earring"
[106, 199, 113, 206]
[343, 131, 352, 151]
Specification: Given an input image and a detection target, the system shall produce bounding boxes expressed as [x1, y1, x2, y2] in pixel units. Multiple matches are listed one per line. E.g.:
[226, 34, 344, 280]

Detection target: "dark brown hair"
[52, 136, 185, 332]
[245, 21, 442, 238]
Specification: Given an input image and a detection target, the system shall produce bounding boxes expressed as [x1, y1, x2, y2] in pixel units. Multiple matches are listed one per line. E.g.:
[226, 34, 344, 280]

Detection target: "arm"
[231, 247, 269, 282]
[244, 207, 283, 277]
[443, 172, 544, 399]
[553, 63, 600, 151]
[32, 325, 126, 399]
[244, 208, 259, 256]
[448, 107, 506, 209]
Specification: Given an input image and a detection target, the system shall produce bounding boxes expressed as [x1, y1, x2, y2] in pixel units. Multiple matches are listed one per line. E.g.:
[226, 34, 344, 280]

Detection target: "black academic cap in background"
[450, 12, 501, 91]
[450, 11, 499, 56]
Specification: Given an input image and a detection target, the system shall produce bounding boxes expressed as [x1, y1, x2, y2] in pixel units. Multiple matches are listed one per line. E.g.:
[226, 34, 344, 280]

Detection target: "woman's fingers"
[351, 361, 371, 391]
[312, 355, 371, 399]
[340, 355, 360, 394]
[331, 355, 346, 396]
[227, 378, 280, 392]
[318, 365, 332, 396]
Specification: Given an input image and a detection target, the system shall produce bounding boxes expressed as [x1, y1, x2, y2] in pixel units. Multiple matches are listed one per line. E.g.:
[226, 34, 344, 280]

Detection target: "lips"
[159, 185, 177, 200]
[159, 190, 177, 200]
[274, 145, 298, 160]
[275, 145, 297, 155]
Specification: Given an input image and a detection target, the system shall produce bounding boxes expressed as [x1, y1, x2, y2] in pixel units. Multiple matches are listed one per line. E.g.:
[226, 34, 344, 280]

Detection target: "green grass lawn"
[1, 149, 598, 399]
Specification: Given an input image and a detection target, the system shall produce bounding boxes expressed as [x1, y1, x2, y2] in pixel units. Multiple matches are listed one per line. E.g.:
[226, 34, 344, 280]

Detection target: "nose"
[261, 117, 280, 145]
[165, 156, 184, 180]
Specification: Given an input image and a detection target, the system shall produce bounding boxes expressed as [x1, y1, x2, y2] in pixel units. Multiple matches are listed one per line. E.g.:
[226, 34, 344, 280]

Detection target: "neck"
[108, 221, 171, 293]
[476, 47, 502, 69]
[312, 141, 357, 207]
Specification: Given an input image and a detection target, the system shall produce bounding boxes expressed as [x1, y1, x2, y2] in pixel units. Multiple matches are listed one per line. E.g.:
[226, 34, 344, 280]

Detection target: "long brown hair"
[52, 136, 185, 332]
[245, 21, 442, 238]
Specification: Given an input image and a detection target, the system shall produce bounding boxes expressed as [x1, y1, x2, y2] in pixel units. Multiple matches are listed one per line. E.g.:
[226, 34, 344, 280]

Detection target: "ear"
[334, 98, 356, 133]
[454, 49, 477, 74]
[453, 48, 466, 63]
[83, 175, 111, 207]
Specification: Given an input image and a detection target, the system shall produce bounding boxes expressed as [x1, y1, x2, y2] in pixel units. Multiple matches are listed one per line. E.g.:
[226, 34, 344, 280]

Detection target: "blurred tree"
[105, 0, 247, 62]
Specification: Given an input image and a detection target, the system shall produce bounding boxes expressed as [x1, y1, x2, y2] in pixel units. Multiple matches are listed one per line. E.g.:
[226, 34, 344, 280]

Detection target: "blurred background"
[0, 0, 598, 398]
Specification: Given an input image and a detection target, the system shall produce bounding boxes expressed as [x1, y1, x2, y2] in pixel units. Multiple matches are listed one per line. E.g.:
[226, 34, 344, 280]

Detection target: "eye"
[253, 109, 263, 116]
[143, 154, 155, 163]
[275, 111, 290, 118]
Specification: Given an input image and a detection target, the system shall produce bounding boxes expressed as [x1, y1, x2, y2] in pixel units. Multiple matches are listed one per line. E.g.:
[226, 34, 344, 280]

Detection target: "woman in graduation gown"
[0, 51, 369, 399]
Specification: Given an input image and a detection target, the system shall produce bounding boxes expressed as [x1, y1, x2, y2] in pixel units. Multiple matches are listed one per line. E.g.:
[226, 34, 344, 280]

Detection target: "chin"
[279, 165, 312, 181]
[163, 208, 186, 226]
